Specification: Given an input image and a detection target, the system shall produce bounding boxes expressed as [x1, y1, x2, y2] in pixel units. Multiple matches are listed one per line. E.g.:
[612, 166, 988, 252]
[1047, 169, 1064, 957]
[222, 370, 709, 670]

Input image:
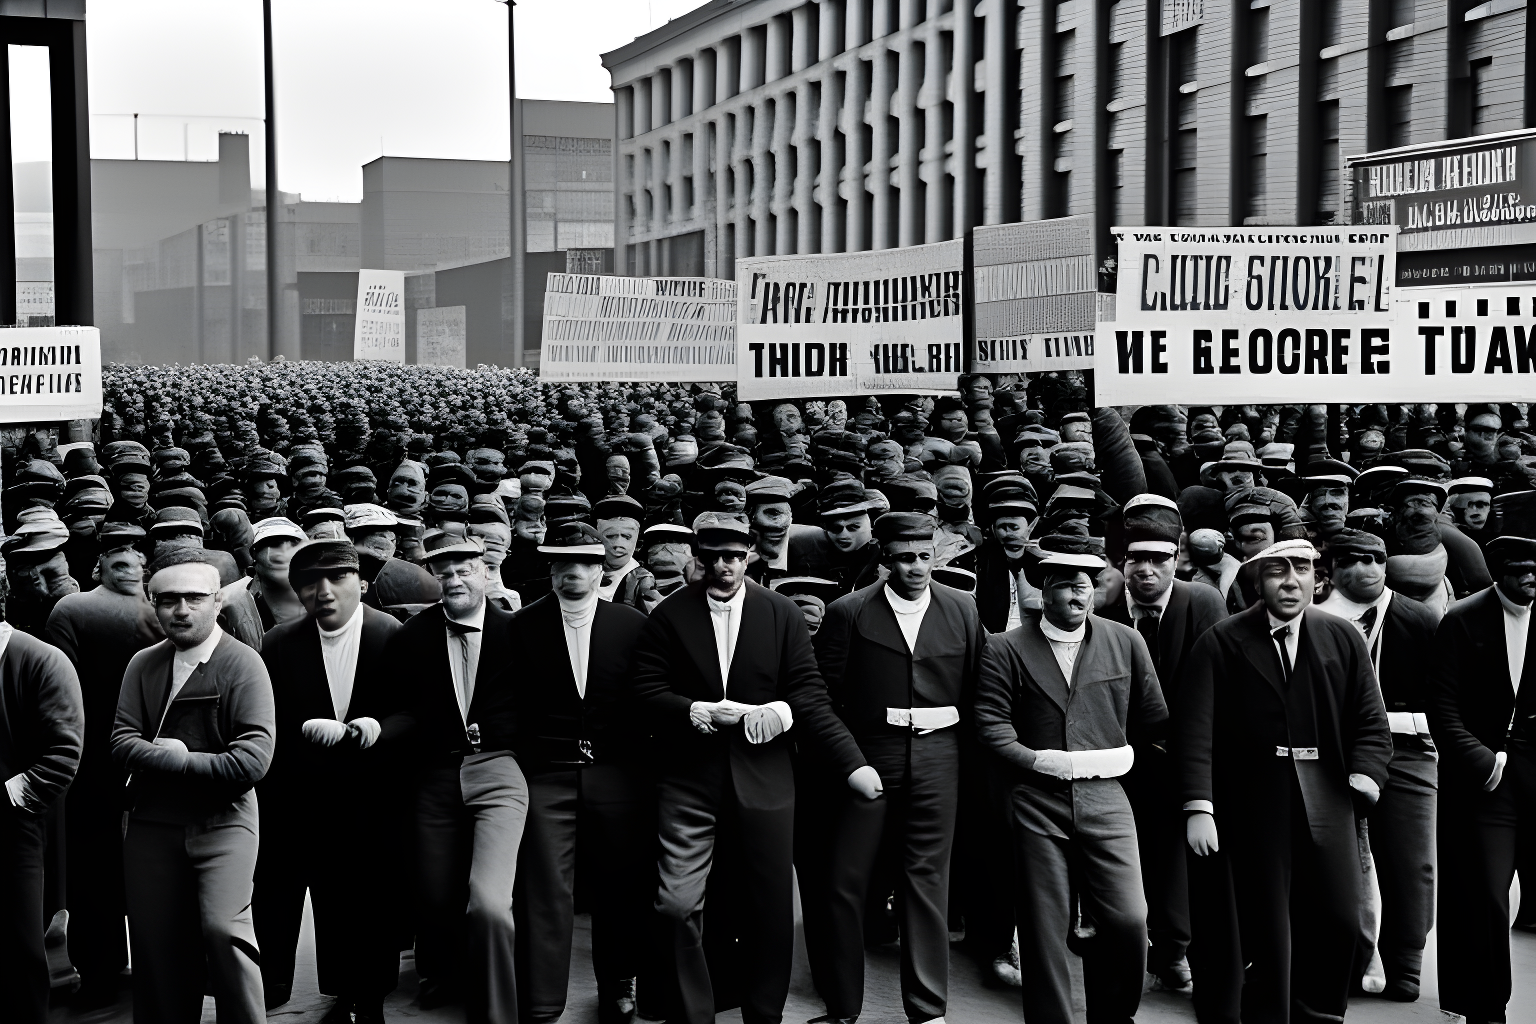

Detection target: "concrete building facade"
[602, 0, 1535, 278]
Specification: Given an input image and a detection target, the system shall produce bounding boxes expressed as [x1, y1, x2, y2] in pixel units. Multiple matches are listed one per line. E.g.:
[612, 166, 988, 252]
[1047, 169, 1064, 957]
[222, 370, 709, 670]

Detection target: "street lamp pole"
[506, 0, 526, 367]
[264, 0, 279, 361]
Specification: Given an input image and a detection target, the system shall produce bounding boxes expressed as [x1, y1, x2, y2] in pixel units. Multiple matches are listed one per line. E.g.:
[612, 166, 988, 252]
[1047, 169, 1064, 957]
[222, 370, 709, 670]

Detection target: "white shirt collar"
[1266, 610, 1301, 633]
[708, 584, 748, 615]
[884, 585, 932, 615]
[174, 625, 224, 667]
[1496, 585, 1533, 619]
[317, 604, 364, 639]
[1039, 616, 1085, 644]
[446, 600, 487, 631]
[1126, 581, 1174, 618]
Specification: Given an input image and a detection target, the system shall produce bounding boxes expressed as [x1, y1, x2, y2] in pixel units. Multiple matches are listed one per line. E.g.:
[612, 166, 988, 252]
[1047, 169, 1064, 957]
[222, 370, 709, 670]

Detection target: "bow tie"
[446, 620, 481, 636]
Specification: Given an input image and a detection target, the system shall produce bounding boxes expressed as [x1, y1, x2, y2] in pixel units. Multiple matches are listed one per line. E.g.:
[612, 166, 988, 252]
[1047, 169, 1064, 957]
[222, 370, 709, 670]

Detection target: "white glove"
[1031, 749, 1074, 780]
[302, 719, 348, 746]
[709, 700, 754, 726]
[1187, 812, 1219, 856]
[743, 706, 786, 745]
[1487, 750, 1508, 792]
[348, 717, 382, 750]
[5, 774, 28, 809]
[848, 765, 884, 800]
[688, 702, 718, 735]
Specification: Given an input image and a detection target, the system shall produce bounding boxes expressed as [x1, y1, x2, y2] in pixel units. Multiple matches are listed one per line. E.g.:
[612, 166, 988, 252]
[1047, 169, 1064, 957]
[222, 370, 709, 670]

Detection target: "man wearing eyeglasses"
[1177, 539, 1391, 1024]
[1097, 494, 1226, 994]
[632, 511, 865, 1024]
[1315, 529, 1438, 1001]
[111, 549, 276, 1024]
[251, 540, 406, 1023]
[384, 536, 523, 1023]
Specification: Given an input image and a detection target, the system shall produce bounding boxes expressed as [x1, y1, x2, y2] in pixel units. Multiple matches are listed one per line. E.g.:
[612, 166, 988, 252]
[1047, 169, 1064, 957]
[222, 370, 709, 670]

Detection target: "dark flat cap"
[593, 495, 645, 522]
[288, 539, 361, 585]
[537, 521, 607, 562]
[873, 511, 936, 544]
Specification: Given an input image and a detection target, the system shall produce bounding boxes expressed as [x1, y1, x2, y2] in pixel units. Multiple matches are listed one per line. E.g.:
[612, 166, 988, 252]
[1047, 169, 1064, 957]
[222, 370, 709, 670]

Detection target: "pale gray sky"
[74, 0, 705, 202]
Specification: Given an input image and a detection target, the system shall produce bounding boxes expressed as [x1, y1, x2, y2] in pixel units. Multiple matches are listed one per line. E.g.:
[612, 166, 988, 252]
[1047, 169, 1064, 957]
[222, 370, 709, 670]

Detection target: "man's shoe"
[352, 1002, 387, 1024]
[1150, 957, 1194, 993]
[599, 978, 638, 1024]
[1381, 979, 1420, 1002]
[320, 998, 354, 1024]
[417, 978, 455, 1010]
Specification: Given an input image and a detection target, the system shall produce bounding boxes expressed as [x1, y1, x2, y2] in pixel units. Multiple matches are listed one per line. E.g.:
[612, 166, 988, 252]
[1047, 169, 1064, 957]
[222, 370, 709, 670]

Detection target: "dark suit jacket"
[975, 540, 1022, 634]
[1097, 579, 1227, 712]
[814, 580, 986, 780]
[974, 614, 1167, 839]
[0, 629, 83, 816]
[1177, 604, 1392, 850]
[256, 605, 406, 815]
[1377, 592, 1438, 716]
[384, 601, 517, 769]
[1431, 585, 1536, 791]
[631, 580, 863, 809]
[505, 593, 649, 768]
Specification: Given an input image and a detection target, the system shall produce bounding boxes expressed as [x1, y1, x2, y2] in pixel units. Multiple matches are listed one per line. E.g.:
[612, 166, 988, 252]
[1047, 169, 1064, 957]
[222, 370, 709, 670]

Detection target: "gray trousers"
[123, 813, 265, 1024]
[417, 753, 529, 1024]
[1362, 747, 1436, 992]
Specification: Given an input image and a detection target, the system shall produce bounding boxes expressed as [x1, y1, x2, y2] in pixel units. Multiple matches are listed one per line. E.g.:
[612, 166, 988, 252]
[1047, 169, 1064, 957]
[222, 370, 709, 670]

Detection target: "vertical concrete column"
[844, 3, 873, 250]
[717, 114, 735, 274]
[951, 0, 977, 234]
[1065, 2, 1102, 225]
[1257, 2, 1304, 225]
[922, 22, 950, 241]
[794, 81, 818, 253]
[774, 90, 798, 254]
[635, 76, 652, 136]
[752, 100, 775, 255]
[734, 106, 753, 261]
[793, 5, 815, 71]
[980, 0, 1012, 223]
[818, 59, 843, 252]
[870, 43, 896, 249]
[1194, 6, 1234, 225]
[694, 117, 712, 222]
[819, 0, 844, 60]
[1016, 0, 1046, 220]
[896, 37, 922, 247]
[695, 48, 717, 112]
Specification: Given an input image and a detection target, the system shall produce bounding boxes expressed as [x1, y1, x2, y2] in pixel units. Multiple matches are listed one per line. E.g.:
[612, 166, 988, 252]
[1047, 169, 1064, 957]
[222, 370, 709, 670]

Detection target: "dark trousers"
[416, 755, 529, 1024]
[1437, 748, 1535, 1024]
[654, 767, 794, 1024]
[792, 750, 840, 998]
[514, 763, 656, 1024]
[1011, 808, 1147, 1024]
[1363, 747, 1436, 993]
[64, 777, 127, 988]
[1124, 750, 1190, 971]
[253, 805, 402, 1007]
[824, 730, 957, 1023]
[1187, 782, 1359, 1024]
[0, 809, 48, 1024]
[123, 815, 266, 1024]
[951, 743, 1016, 962]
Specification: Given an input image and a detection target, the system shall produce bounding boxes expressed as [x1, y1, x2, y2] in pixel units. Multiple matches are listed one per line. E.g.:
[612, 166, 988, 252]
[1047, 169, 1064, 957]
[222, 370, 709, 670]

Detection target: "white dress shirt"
[317, 605, 365, 719]
[1126, 581, 1174, 622]
[558, 592, 599, 698]
[445, 602, 487, 724]
[885, 585, 932, 652]
[169, 626, 224, 707]
[1007, 568, 1025, 632]
[1496, 586, 1531, 694]
[598, 558, 640, 603]
[707, 585, 747, 684]
[1266, 611, 1302, 671]
[1039, 617, 1085, 683]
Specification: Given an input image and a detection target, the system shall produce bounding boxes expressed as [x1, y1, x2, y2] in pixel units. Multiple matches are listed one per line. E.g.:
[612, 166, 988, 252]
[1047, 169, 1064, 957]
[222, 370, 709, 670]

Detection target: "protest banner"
[0, 325, 103, 422]
[353, 269, 407, 362]
[971, 216, 1100, 374]
[1391, 283, 1536, 401]
[539, 273, 737, 382]
[1094, 227, 1400, 404]
[736, 240, 965, 400]
[417, 305, 467, 368]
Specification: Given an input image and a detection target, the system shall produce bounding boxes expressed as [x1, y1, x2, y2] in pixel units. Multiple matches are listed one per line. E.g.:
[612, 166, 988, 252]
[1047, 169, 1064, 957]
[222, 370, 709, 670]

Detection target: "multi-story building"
[602, 0, 1533, 278]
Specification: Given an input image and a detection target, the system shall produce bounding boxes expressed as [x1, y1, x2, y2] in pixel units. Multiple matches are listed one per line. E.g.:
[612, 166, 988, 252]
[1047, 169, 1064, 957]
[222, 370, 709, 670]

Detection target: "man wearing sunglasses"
[632, 511, 865, 1024]
[1315, 529, 1438, 1002]
[1098, 494, 1226, 994]
[112, 549, 276, 1024]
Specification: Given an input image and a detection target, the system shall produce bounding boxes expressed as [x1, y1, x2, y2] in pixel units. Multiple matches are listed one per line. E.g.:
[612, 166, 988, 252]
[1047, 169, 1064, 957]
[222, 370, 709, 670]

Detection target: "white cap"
[251, 517, 306, 549]
[1242, 538, 1319, 567]
[344, 503, 400, 531]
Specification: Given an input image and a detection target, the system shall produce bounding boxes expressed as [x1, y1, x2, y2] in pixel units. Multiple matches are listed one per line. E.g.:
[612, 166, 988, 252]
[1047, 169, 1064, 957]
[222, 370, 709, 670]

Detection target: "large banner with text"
[736, 240, 965, 400]
[1094, 227, 1402, 403]
[971, 216, 1100, 373]
[539, 273, 737, 382]
[0, 325, 103, 422]
[353, 269, 406, 362]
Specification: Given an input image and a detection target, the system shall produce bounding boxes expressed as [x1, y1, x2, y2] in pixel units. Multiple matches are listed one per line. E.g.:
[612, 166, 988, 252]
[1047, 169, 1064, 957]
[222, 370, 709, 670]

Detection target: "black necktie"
[1356, 605, 1378, 637]
[1271, 624, 1293, 684]
[1137, 613, 1160, 673]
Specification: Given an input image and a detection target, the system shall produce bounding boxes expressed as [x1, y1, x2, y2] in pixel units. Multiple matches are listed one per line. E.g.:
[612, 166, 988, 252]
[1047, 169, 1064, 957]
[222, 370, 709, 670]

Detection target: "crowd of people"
[0, 356, 1534, 1024]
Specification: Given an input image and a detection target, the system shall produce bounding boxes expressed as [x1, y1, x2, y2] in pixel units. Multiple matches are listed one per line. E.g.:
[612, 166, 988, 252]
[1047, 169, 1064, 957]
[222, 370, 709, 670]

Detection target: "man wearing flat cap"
[505, 521, 653, 1024]
[344, 503, 441, 618]
[788, 480, 881, 594]
[1097, 494, 1226, 994]
[744, 476, 795, 586]
[974, 526, 1167, 1024]
[1178, 539, 1392, 1024]
[810, 511, 987, 1024]
[974, 476, 1040, 633]
[1431, 491, 1536, 1024]
[631, 511, 867, 1024]
[1314, 529, 1439, 1001]
[43, 522, 162, 1008]
[384, 536, 524, 1022]
[252, 540, 406, 1022]
[593, 495, 661, 614]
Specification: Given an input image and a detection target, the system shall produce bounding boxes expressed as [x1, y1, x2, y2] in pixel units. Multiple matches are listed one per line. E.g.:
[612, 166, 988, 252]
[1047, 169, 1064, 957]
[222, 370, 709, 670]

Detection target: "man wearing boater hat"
[974, 524, 1166, 1024]
[1178, 538, 1391, 1024]
[1097, 494, 1226, 994]
[1431, 490, 1536, 1024]
[252, 540, 406, 1022]
[506, 521, 653, 1024]
[809, 511, 987, 1024]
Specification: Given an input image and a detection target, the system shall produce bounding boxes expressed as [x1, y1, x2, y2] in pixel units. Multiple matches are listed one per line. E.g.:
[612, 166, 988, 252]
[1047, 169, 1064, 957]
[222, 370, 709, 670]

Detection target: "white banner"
[1389, 283, 1536, 400]
[539, 273, 737, 382]
[0, 326, 103, 422]
[417, 305, 467, 368]
[972, 216, 1099, 374]
[1094, 227, 1399, 404]
[736, 240, 965, 400]
[353, 269, 406, 362]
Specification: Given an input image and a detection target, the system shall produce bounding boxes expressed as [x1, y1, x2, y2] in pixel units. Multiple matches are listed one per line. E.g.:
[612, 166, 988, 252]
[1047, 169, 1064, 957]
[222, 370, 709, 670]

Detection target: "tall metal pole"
[264, 0, 279, 361]
[508, 1, 526, 366]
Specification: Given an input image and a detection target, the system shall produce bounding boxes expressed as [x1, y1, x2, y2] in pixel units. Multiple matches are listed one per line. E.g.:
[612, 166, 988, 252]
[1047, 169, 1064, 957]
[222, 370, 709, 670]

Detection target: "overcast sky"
[68, 0, 705, 202]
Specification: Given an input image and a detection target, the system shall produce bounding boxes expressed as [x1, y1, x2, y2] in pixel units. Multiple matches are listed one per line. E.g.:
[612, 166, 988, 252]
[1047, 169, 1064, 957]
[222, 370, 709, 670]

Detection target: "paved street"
[47, 892, 1536, 1024]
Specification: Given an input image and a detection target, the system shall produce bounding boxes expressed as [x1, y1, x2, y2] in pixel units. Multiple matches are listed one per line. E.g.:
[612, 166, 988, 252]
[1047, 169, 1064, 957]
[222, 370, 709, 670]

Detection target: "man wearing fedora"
[386, 536, 524, 1023]
[974, 527, 1167, 1024]
[252, 539, 407, 1022]
[506, 521, 653, 1024]
[1178, 539, 1391, 1024]
[1097, 494, 1226, 994]
[592, 495, 662, 614]
[811, 511, 987, 1024]
[1431, 490, 1536, 1024]
[631, 511, 867, 1024]
[1314, 529, 1439, 1001]
[44, 521, 161, 1008]
[788, 479, 882, 594]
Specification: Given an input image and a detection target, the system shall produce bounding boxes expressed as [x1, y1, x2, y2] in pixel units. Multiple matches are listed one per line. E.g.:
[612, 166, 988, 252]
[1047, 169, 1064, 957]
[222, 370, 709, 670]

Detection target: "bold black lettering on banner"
[1249, 329, 1273, 374]
[1361, 329, 1390, 374]
[1421, 325, 1443, 374]
[1220, 330, 1241, 374]
[1278, 329, 1301, 374]
[1306, 330, 1329, 373]
[748, 341, 852, 379]
[1193, 330, 1213, 374]
[1452, 326, 1476, 373]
